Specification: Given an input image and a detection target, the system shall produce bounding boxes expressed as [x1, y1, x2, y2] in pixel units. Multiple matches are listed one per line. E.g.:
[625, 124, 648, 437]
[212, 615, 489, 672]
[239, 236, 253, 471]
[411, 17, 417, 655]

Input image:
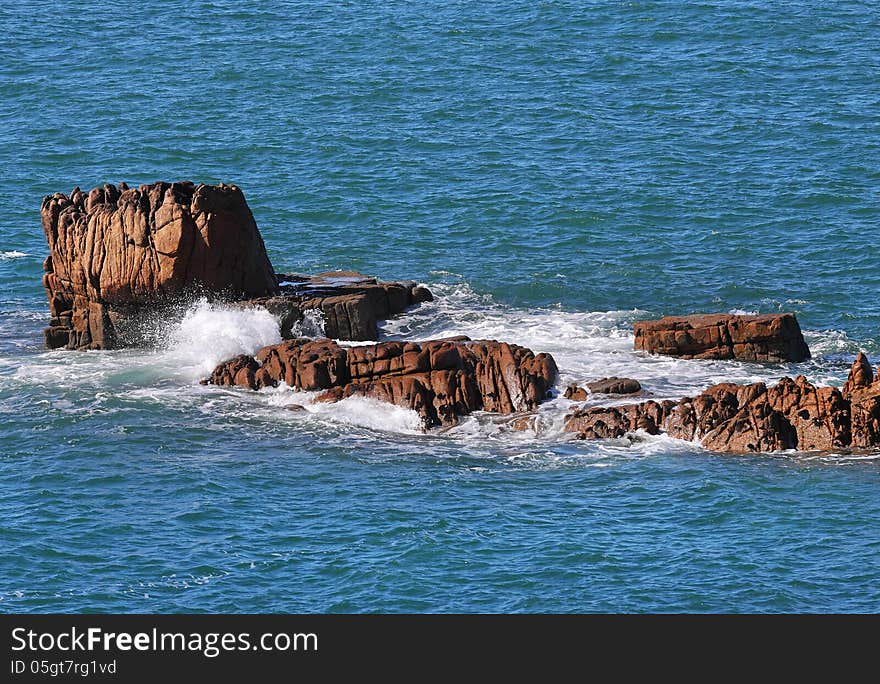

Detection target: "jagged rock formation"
[42, 182, 277, 349]
[633, 313, 811, 363]
[564, 400, 675, 440]
[40, 182, 432, 349]
[252, 271, 432, 342]
[843, 353, 880, 449]
[564, 377, 642, 400]
[204, 336, 558, 428]
[565, 353, 880, 454]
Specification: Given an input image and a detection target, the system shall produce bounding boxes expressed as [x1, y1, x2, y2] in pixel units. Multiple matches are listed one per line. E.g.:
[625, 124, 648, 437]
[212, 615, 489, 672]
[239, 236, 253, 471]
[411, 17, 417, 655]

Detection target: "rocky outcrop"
[251, 271, 432, 342]
[564, 377, 642, 400]
[844, 353, 880, 449]
[565, 354, 880, 454]
[564, 400, 675, 440]
[42, 182, 277, 349]
[633, 313, 811, 363]
[204, 336, 558, 428]
[41, 182, 433, 349]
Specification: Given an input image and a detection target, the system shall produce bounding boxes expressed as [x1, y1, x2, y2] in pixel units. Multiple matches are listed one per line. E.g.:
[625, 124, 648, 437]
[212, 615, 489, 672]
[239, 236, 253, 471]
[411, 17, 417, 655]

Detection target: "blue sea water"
[1, 1, 879, 612]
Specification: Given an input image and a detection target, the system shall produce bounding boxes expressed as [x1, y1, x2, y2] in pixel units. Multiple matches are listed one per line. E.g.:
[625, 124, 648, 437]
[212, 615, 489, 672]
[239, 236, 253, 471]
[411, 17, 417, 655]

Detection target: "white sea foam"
[165, 299, 281, 379]
[259, 384, 424, 434]
[0, 251, 28, 259]
[5, 279, 872, 458]
[9, 299, 281, 389]
[381, 281, 814, 401]
[290, 309, 326, 338]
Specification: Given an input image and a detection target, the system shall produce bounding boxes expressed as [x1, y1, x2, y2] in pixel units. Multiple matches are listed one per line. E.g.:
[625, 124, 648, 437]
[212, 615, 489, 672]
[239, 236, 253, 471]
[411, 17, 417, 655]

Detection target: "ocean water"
[2, 1, 879, 613]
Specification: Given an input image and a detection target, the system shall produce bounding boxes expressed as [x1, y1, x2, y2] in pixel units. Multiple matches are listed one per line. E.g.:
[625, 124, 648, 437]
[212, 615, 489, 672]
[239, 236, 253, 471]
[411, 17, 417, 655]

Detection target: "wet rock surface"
[251, 271, 433, 342]
[633, 313, 811, 363]
[566, 353, 880, 454]
[564, 377, 642, 400]
[41, 181, 277, 349]
[205, 336, 558, 428]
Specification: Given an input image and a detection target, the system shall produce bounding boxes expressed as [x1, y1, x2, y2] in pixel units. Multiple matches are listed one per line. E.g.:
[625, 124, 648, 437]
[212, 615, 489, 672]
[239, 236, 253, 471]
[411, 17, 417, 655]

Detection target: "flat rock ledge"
[204, 336, 558, 428]
[564, 377, 642, 400]
[251, 271, 432, 342]
[633, 313, 811, 363]
[564, 352, 880, 454]
[40, 182, 431, 349]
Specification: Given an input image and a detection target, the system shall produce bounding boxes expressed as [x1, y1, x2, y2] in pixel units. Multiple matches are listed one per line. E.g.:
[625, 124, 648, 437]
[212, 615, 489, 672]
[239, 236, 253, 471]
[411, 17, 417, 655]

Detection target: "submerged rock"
[633, 313, 810, 363]
[565, 353, 880, 454]
[204, 336, 558, 428]
[40, 182, 432, 349]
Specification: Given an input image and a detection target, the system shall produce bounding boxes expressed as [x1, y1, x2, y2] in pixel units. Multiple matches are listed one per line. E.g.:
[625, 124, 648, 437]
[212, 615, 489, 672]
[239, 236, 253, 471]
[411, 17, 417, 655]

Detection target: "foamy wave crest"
[0, 251, 28, 259]
[805, 328, 863, 357]
[165, 299, 281, 378]
[261, 385, 424, 434]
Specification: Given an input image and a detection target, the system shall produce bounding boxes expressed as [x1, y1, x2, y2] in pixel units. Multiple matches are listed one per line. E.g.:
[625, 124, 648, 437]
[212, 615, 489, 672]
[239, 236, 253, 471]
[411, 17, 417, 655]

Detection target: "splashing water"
[166, 299, 281, 379]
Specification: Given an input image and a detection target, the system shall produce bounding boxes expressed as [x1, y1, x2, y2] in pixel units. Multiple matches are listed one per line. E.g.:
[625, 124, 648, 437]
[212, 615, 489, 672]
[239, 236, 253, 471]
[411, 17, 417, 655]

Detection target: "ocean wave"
[0, 251, 28, 259]
[165, 298, 281, 379]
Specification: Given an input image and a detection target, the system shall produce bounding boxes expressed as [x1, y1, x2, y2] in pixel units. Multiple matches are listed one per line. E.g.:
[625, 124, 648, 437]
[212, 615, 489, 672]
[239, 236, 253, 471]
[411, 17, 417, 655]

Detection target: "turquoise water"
[2, 1, 879, 612]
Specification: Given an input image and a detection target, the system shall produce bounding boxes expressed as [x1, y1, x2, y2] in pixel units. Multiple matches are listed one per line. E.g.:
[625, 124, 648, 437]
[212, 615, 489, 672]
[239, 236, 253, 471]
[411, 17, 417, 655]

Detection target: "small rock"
[585, 377, 642, 395]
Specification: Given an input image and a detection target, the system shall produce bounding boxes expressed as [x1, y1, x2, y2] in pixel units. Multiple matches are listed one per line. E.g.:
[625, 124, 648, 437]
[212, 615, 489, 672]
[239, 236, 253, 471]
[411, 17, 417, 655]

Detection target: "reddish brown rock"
[41, 183, 434, 349]
[204, 337, 558, 428]
[841, 352, 875, 397]
[664, 377, 850, 453]
[563, 385, 589, 401]
[844, 354, 880, 449]
[564, 377, 642, 401]
[42, 182, 277, 349]
[506, 413, 543, 433]
[633, 313, 810, 363]
[564, 400, 675, 440]
[565, 355, 880, 454]
[252, 271, 433, 342]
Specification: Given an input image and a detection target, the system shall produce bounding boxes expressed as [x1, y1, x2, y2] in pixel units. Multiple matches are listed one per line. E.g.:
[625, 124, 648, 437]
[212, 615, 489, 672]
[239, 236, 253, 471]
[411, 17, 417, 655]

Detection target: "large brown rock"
[844, 353, 880, 449]
[204, 336, 558, 428]
[633, 313, 811, 363]
[41, 183, 434, 349]
[564, 400, 675, 440]
[42, 181, 277, 349]
[565, 353, 880, 454]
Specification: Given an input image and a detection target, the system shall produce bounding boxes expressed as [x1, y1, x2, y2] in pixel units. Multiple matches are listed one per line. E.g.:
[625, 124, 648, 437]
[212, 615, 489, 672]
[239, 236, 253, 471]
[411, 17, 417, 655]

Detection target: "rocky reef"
[41, 181, 880, 452]
[204, 336, 558, 428]
[634, 313, 811, 362]
[565, 353, 880, 453]
[42, 182, 277, 349]
[40, 182, 432, 349]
